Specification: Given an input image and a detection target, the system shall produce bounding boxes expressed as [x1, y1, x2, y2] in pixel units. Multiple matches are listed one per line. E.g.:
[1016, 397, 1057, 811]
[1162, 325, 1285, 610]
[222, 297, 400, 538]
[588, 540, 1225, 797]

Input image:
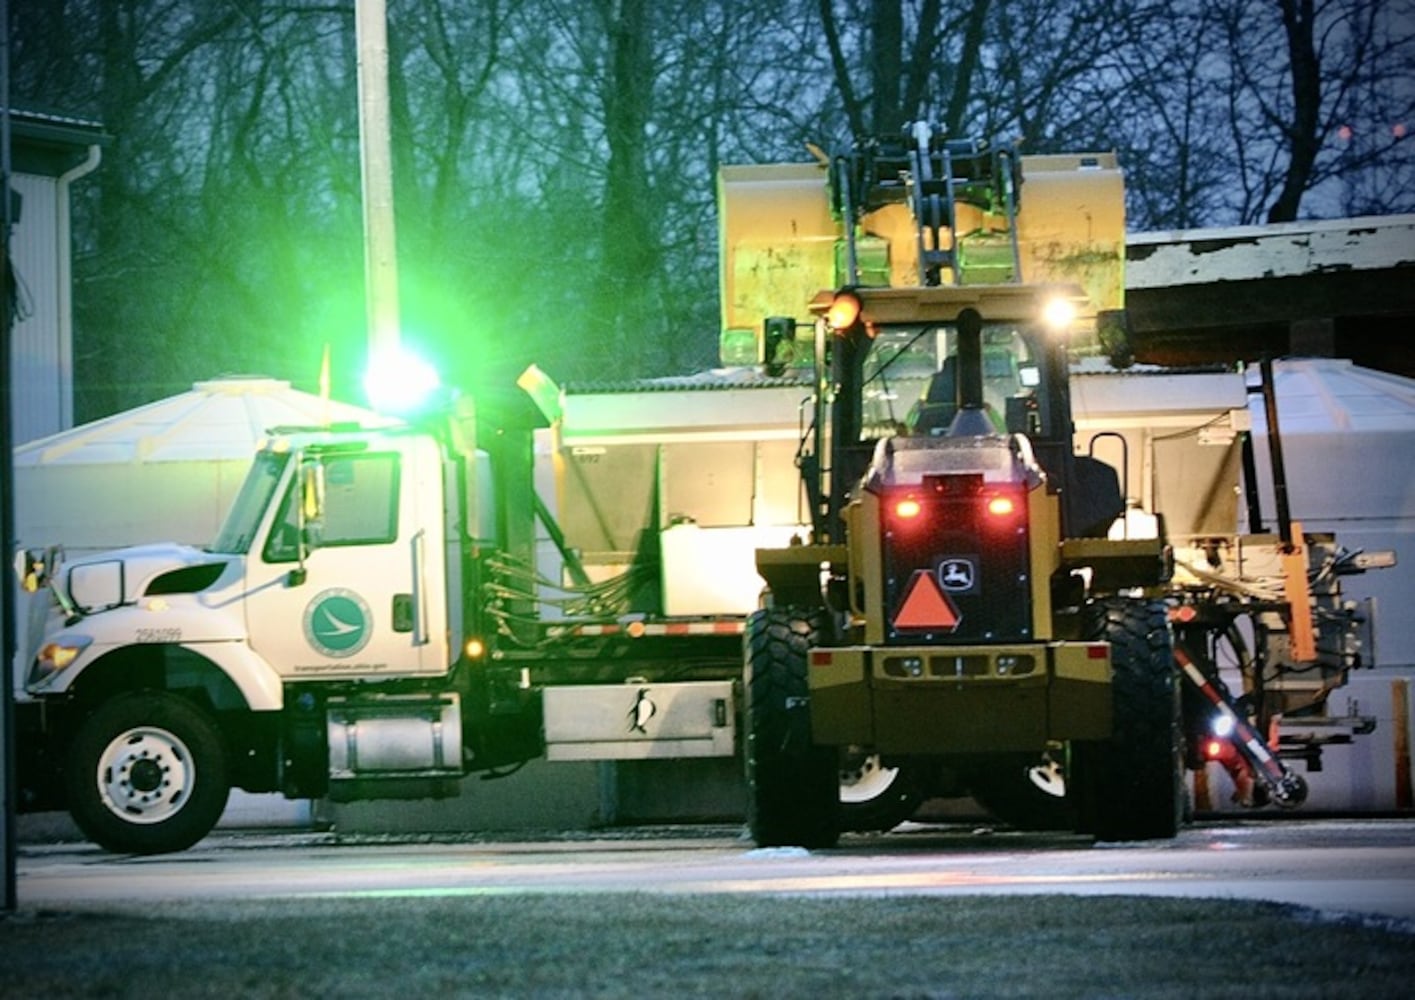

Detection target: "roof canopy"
[15, 376, 394, 466]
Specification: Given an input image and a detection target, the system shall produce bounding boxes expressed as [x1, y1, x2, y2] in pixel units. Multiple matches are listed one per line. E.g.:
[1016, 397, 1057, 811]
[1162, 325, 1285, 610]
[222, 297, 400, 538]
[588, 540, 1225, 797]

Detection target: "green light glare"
[362, 344, 442, 416]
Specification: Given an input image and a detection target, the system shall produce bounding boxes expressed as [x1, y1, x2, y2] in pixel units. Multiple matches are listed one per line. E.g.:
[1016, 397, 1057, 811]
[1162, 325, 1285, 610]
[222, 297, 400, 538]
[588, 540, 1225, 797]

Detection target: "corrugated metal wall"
[9, 172, 68, 446]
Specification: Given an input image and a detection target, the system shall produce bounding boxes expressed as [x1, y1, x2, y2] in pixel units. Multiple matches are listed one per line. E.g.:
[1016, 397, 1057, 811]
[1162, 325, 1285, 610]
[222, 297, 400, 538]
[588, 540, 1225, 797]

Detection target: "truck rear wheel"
[1072, 599, 1185, 842]
[744, 607, 839, 848]
[66, 691, 230, 855]
[966, 750, 1075, 831]
[839, 751, 924, 832]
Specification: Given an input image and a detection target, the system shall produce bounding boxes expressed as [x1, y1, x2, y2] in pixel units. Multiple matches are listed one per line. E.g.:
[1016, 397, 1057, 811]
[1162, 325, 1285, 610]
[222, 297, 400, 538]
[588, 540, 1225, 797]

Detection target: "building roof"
[7, 107, 110, 175]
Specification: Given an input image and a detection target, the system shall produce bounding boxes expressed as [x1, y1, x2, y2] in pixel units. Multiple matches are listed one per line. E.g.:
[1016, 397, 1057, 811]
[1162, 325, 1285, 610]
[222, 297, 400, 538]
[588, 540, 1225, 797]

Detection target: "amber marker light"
[826, 290, 863, 332]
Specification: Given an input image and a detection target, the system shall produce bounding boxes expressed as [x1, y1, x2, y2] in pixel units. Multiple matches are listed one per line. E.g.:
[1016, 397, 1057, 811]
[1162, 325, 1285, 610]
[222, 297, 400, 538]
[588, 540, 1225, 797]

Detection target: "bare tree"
[817, 0, 992, 139]
[10, 0, 1414, 420]
[1208, 0, 1414, 223]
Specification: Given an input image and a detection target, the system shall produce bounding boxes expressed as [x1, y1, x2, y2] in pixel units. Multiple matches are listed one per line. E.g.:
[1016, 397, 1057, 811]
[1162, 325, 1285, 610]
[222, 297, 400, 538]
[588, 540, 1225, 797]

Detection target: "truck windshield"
[209, 451, 291, 554]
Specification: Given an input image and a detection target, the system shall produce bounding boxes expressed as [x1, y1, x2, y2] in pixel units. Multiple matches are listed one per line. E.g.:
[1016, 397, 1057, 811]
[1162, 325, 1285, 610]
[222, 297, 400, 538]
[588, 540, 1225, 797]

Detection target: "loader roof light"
[363, 346, 441, 417]
[1040, 295, 1077, 333]
[826, 290, 863, 333]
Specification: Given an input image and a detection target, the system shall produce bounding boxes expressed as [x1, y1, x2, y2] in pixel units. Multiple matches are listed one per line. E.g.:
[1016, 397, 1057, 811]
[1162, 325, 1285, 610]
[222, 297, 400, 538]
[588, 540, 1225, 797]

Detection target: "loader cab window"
[905, 324, 1053, 438]
[263, 452, 401, 563]
[859, 327, 943, 436]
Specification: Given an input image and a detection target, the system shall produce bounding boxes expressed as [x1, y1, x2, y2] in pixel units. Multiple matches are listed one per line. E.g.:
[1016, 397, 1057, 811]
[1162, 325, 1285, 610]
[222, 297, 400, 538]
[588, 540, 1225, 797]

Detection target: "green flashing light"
[363, 346, 442, 417]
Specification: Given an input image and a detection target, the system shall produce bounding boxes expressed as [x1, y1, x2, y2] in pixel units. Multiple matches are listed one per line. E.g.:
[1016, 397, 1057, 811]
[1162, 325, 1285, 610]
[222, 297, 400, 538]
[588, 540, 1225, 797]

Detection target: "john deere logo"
[303, 589, 373, 658]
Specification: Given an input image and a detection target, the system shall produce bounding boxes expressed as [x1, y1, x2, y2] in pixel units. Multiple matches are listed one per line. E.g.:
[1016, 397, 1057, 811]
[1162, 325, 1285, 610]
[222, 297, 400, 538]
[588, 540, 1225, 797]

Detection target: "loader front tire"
[744, 607, 839, 848]
[1072, 599, 1185, 842]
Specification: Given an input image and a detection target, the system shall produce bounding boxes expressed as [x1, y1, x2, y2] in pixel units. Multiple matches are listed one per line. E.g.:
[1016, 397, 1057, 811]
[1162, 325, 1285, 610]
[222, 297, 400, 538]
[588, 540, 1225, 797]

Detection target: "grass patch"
[4, 894, 1413, 998]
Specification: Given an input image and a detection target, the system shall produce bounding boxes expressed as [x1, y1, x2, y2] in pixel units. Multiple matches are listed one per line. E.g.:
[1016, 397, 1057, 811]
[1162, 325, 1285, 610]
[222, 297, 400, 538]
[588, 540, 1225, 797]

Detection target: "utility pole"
[2, 0, 18, 913]
[355, 0, 400, 360]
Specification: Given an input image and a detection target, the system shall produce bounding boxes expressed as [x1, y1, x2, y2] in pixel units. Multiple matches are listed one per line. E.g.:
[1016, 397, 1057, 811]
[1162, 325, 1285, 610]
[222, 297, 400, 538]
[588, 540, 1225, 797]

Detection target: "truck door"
[243, 439, 449, 679]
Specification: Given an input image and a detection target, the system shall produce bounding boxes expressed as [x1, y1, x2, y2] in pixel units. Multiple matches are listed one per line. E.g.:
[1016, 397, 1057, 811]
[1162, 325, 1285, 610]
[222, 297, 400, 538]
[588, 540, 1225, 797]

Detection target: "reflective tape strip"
[564, 621, 746, 637]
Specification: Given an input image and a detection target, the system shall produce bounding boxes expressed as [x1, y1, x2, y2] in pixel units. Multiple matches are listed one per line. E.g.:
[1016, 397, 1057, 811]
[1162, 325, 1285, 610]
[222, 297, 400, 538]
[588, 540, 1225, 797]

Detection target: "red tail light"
[986, 496, 1016, 517]
[894, 498, 922, 519]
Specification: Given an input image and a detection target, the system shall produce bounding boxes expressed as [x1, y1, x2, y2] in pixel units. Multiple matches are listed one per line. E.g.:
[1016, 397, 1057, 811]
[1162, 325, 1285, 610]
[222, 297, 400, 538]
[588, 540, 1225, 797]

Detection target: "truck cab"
[208, 428, 454, 681]
[16, 424, 476, 852]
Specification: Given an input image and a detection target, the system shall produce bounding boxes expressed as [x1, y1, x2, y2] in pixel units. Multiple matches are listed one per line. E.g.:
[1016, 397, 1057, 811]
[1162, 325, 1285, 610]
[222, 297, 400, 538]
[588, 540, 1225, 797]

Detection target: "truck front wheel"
[744, 607, 839, 848]
[66, 691, 230, 855]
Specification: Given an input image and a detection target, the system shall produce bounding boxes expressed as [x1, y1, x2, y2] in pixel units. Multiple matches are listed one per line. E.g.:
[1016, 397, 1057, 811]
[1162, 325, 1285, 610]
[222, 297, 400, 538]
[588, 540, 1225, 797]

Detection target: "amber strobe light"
[826, 290, 862, 332]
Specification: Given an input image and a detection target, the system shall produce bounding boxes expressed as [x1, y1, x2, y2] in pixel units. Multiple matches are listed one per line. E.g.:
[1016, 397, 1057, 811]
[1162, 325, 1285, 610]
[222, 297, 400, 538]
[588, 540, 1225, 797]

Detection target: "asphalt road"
[16, 818, 1415, 927]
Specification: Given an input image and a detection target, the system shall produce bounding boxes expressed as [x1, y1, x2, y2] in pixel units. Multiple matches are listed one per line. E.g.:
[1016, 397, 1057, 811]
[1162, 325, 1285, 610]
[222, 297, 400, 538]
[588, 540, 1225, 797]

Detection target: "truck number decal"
[135, 627, 183, 643]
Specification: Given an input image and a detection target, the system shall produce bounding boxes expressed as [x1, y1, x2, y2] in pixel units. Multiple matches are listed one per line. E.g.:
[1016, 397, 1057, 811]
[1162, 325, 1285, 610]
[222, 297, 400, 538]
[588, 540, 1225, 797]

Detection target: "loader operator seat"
[909, 336, 1025, 437]
[909, 357, 959, 435]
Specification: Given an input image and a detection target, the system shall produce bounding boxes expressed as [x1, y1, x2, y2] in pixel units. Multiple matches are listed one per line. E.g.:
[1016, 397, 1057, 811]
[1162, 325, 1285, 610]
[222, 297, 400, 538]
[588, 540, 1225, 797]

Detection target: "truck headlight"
[30, 636, 93, 685]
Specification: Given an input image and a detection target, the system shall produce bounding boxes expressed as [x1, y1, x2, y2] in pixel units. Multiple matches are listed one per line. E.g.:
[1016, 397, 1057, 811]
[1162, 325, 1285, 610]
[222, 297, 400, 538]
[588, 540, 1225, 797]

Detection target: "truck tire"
[744, 607, 839, 848]
[966, 751, 1075, 831]
[839, 751, 924, 832]
[1072, 599, 1185, 842]
[65, 690, 230, 855]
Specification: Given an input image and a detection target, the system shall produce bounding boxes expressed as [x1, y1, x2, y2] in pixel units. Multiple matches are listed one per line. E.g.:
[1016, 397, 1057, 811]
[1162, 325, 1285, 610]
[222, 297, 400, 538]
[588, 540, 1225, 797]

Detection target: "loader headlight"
[1040, 295, 1078, 333]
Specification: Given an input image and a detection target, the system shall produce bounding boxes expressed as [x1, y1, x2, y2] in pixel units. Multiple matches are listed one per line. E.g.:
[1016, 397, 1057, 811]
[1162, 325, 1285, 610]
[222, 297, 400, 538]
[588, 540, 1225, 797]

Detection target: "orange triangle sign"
[894, 569, 961, 630]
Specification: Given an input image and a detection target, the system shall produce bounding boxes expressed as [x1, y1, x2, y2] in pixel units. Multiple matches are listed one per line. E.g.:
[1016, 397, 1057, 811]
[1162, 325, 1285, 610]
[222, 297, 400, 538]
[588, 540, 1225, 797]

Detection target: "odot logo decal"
[303, 588, 373, 658]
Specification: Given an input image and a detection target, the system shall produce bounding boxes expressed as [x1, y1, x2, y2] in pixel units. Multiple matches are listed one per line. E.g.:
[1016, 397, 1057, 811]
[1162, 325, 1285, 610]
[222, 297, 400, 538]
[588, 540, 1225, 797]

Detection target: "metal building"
[7, 109, 105, 446]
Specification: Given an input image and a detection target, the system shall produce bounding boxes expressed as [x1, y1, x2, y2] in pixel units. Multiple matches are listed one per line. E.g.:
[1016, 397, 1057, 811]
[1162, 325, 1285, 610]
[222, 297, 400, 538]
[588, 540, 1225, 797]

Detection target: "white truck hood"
[61, 542, 235, 612]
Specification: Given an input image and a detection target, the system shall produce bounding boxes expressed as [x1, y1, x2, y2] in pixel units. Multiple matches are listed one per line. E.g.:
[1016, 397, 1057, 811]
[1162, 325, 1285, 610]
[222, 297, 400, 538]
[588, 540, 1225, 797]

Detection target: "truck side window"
[319, 454, 400, 544]
[263, 453, 400, 563]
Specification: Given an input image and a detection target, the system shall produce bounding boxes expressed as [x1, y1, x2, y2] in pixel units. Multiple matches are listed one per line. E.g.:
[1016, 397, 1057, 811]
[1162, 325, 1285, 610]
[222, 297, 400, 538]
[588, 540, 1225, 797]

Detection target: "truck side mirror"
[284, 459, 326, 588]
[299, 461, 326, 551]
[16, 546, 60, 592]
[763, 316, 797, 376]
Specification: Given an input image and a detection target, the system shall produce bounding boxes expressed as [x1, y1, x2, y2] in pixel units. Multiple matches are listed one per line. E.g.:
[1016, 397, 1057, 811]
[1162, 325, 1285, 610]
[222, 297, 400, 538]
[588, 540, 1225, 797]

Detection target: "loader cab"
[810, 285, 1115, 543]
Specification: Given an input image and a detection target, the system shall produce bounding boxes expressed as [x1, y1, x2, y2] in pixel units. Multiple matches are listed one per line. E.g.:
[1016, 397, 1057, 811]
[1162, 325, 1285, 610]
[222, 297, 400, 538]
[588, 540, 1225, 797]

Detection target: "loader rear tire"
[744, 607, 839, 848]
[1072, 599, 1185, 842]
